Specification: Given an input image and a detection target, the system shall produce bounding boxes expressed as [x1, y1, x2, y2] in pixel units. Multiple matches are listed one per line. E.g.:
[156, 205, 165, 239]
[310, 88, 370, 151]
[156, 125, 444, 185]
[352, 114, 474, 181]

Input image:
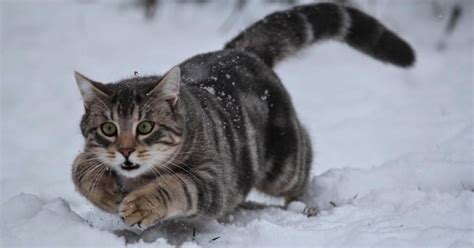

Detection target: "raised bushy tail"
[225, 3, 415, 68]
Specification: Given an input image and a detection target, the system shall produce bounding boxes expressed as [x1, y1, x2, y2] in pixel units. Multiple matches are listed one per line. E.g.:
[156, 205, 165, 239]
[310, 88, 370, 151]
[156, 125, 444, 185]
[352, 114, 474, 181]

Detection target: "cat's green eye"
[100, 122, 117, 137]
[137, 121, 154, 135]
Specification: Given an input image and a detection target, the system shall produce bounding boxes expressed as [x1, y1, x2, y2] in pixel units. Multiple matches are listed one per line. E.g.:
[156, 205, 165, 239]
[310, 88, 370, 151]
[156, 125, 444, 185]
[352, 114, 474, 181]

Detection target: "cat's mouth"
[121, 160, 140, 171]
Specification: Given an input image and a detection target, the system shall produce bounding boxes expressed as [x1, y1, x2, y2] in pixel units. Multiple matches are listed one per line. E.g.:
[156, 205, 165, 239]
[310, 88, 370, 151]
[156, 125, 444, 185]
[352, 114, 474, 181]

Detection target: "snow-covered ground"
[1, 0, 473, 247]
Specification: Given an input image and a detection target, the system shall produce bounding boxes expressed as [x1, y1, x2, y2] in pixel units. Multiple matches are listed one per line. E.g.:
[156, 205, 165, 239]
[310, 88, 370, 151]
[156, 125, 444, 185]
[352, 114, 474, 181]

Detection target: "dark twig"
[210, 236, 220, 242]
[445, 4, 462, 35]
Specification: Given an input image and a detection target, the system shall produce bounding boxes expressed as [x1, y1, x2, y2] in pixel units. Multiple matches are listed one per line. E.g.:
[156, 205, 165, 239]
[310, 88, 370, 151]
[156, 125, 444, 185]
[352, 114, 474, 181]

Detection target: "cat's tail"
[224, 3, 415, 68]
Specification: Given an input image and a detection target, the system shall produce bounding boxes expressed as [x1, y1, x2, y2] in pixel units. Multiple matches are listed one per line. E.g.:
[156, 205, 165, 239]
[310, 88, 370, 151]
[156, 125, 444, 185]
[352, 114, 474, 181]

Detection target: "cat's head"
[75, 66, 183, 178]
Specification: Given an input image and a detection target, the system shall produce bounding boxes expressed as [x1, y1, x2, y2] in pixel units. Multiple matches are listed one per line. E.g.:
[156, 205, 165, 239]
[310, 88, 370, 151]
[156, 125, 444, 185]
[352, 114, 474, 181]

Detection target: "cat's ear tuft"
[74, 71, 108, 105]
[148, 66, 181, 106]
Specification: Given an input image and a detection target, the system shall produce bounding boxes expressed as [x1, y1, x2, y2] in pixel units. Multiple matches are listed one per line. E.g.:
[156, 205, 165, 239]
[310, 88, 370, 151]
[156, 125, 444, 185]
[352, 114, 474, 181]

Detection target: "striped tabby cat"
[72, 3, 415, 228]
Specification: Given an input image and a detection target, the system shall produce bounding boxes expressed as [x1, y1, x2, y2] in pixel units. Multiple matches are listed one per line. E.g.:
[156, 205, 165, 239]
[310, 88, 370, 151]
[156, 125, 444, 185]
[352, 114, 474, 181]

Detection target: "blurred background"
[1, 0, 472, 246]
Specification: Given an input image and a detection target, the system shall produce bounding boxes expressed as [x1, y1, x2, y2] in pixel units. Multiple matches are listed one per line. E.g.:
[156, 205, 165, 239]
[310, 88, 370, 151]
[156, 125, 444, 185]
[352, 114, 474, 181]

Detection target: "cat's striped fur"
[72, 3, 415, 228]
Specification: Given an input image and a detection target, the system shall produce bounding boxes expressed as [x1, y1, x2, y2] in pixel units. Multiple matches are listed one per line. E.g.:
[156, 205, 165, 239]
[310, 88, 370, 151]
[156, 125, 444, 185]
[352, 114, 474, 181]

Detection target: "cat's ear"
[74, 71, 109, 106]
[147, 66, 181, 106]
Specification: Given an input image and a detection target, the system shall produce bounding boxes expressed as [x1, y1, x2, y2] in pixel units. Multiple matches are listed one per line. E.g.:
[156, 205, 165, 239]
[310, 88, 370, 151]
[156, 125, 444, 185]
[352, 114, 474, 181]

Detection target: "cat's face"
[75, 67, 182, 178]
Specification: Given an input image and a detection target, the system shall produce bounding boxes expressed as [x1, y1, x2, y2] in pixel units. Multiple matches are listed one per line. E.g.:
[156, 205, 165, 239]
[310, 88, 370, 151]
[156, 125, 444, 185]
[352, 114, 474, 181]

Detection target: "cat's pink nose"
[118, 148, 135, 158]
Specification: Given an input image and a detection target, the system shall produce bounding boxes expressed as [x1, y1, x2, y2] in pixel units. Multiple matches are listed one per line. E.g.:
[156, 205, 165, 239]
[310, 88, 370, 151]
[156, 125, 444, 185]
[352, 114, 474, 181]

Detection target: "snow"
[202, 86, 216, 95]
[1, 0, 473, 247]
[261, 89, 270, 101]
[2, 194, 125, 247]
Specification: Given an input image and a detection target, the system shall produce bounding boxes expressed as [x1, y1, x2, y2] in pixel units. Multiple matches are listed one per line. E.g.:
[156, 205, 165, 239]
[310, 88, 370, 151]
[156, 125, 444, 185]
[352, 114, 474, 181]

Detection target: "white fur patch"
[299, 13, 314, 44]
[337, 6, 352, 40]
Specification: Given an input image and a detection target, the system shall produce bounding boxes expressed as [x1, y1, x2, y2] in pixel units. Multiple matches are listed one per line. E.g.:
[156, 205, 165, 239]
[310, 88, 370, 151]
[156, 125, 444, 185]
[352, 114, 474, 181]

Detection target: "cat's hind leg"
[257, 124, 314, 214]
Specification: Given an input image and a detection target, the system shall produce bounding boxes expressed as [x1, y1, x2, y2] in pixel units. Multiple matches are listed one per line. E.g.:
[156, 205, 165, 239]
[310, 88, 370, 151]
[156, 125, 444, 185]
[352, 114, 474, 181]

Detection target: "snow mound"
[1, 194, 125, 247]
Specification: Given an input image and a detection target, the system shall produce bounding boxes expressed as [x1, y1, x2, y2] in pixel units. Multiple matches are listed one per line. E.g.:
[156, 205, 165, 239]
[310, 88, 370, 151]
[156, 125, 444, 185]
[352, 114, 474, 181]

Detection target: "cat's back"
[179, 49, 280, 94]
[178, 49, 294, 124]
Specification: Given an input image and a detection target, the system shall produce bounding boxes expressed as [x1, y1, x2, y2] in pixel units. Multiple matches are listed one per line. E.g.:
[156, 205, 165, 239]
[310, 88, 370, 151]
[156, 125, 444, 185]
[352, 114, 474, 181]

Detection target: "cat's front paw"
[119, 186, 167, 228]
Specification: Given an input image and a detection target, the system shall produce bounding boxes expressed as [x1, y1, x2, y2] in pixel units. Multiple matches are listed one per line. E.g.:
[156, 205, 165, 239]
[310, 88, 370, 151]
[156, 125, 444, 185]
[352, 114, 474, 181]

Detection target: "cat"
[72, 3, 415, 229]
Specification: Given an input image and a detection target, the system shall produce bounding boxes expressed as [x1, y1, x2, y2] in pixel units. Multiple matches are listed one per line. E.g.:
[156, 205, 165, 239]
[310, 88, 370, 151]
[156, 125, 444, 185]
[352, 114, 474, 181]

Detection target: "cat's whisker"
[77, 161, 104, 184]
[161, 160, 203, 184]
[90, 166, 107, 194]
[155, 166, 187, 192]
[149, 166, 182, 195]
